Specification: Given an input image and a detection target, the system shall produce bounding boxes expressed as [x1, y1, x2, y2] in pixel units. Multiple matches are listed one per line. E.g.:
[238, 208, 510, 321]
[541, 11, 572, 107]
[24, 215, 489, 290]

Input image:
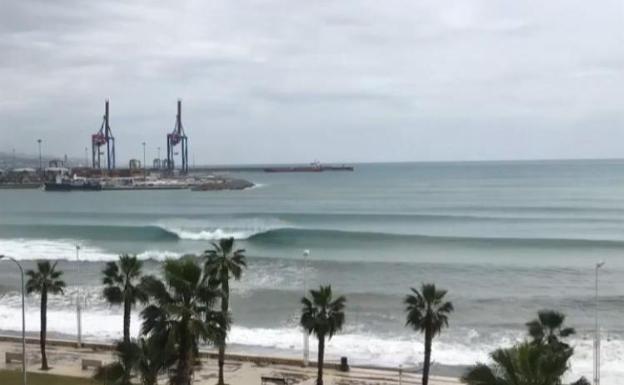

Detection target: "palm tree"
[141, 258, 223, 385]
[94, 340, 141, 385]
[461, 341, 574, 385]
[300, 285, 346, 385]
[94, 337, 174, 385]
[526, 310, 575, 348]
[102, 254, 148, 343]
[203, 237, 247, 385]
[26, 260, 65, 370]
[135, 336, 176, 385]
[404, 283, 453, 385]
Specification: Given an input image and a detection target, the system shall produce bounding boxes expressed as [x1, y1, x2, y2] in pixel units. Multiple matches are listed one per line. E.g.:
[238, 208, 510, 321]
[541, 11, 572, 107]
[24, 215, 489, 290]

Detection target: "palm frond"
[460, 363, 499, 385]
[405, 283, 452, 336]
[26, 260, 65, 295]
[300, 285, 346, 339]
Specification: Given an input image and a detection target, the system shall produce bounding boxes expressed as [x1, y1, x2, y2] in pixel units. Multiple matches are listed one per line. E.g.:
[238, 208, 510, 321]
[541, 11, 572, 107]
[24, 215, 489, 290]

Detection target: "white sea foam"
[0, 238, 181, 261]
[0, 238, 114, 261]
[166, 227, 259, 240]
[158, 217, 292, 240]
[135, 249, 182, 261]
[0, 300, 620, 384]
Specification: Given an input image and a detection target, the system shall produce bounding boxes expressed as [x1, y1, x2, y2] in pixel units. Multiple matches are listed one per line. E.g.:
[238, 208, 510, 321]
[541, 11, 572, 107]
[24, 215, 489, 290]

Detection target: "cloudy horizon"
[1, 0, 623, 165]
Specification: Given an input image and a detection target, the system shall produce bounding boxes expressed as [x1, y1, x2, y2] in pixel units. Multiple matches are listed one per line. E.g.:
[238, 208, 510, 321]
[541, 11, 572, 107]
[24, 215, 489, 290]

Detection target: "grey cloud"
[0, 0, 623, 164]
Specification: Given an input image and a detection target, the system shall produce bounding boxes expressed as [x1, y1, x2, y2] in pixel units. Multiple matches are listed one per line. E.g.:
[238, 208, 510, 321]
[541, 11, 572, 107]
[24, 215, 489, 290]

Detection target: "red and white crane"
[91, 100, 115, 170]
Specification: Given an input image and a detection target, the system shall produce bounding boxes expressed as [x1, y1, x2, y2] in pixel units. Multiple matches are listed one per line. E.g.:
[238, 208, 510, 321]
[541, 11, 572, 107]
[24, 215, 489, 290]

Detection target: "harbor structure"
[166, 99, 189, 174]
[91, 100, 115, 171]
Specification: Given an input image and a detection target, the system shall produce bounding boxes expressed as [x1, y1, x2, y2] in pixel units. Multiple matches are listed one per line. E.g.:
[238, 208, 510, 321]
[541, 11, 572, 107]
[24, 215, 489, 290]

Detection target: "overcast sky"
[1, 0, 623, 164]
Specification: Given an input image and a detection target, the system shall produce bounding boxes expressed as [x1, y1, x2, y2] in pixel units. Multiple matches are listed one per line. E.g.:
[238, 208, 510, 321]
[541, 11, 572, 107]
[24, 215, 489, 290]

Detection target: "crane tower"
[166, 100, 189, 173]
[91, 100, 115, 170]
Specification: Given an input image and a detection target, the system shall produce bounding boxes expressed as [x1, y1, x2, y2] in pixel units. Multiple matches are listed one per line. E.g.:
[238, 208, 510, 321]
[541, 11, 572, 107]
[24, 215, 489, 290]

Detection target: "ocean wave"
[0, 224, 179, 242]
[163, 227, 272, 241]
[4, 223, 624, 251]
[11, 210, 624, 224]
[0, 238, 114, 261]
[0, 238, 181, 261]
[0, 223, 279, 242]
[154, 216, 292, 240]
[246, 228, 624, 249]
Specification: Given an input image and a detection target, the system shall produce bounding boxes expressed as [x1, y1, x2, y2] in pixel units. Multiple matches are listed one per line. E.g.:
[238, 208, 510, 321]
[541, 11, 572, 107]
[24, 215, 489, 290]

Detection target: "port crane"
[166, 100, 189, 174]
[91, 100, 115, 170]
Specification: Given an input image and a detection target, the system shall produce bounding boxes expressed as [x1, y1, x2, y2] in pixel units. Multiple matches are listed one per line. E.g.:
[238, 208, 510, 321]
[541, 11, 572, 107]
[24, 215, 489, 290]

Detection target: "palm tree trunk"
[123, 295, 131, 343]
[145, 372, 158, 385]
[317, 335, 325, 385]
[176, 352, 192, 385]
[422, 328, 432, 385]
[218, 277, 229, 385]
[176, 323, 192, 385]
[40, 288, 48, 370]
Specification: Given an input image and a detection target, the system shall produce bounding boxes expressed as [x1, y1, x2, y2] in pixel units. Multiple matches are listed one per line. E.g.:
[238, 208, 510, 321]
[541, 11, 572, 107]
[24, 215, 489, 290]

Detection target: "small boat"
[44, 176, 102, 191]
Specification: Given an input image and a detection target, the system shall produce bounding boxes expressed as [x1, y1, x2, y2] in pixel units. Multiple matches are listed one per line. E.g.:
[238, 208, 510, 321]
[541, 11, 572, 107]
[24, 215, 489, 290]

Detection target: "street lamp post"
[76, 245, 82, 348]
[594, 261, 605, 385]
[142, 142, 146, 180]
[157, 147, 161, 169]
[0, 255, 27, 385]
[302, 249, 310, 367]
[141, 142, 147, 180]
[37, 139, 42, 174]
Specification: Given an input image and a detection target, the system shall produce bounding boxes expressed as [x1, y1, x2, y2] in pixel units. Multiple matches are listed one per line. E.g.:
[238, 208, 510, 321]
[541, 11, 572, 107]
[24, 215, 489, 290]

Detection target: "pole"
[302, 249, 310, 367]
[157, 147, 161, 169]
[142, 142, 146, 180]
[0, 255, 27, 385]
[594, 262, 604, 385]
[105, 100, 111, 171]
[76, 245, 82, 348]
[19, 260, 26, 385]
[37, 139, 42, 173]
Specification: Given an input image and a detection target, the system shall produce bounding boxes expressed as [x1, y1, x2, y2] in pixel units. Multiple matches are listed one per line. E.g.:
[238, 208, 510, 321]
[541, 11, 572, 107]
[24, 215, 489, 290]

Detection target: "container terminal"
[0, 99, 353, 191]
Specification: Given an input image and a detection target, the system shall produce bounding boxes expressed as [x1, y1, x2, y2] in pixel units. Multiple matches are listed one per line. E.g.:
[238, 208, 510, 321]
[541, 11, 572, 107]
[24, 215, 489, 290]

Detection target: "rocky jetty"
[191, 177, 254, 191]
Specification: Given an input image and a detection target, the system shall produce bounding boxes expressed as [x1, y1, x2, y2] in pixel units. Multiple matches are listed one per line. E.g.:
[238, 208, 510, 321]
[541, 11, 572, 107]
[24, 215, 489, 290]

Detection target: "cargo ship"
[264, 162, 354, 173]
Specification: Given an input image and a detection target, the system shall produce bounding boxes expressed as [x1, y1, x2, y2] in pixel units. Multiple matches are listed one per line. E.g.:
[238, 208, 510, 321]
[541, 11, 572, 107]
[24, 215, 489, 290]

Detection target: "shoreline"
[0, 335, 461, 384]
[0, 334, 467, 377]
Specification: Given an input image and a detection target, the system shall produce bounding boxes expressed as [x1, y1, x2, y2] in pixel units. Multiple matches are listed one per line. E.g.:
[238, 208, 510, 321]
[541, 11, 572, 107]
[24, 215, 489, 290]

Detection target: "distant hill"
[0, 152, 85, 170]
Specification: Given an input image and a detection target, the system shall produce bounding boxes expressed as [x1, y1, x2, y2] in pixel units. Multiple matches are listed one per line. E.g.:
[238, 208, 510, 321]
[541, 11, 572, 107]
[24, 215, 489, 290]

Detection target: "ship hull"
[44, 182, 102, 191]
[264, 165, 353, 173]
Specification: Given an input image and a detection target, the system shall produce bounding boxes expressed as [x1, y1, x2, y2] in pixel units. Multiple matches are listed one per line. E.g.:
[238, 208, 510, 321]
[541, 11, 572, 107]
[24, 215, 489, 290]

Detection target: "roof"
[12, 168, 37, 173]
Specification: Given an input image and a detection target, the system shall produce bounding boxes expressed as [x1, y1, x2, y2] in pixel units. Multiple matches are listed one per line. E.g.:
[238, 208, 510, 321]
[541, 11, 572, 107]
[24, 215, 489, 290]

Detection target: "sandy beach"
[0, 336, 460, 385]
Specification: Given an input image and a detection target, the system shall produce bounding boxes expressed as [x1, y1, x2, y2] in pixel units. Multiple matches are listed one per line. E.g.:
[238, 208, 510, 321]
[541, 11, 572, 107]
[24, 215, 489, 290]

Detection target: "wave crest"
[163, 227, 268, 241]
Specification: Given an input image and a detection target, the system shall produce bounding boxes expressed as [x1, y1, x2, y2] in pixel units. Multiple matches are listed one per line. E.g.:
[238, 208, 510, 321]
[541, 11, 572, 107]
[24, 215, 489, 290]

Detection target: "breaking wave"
[3, 222, 624, 249]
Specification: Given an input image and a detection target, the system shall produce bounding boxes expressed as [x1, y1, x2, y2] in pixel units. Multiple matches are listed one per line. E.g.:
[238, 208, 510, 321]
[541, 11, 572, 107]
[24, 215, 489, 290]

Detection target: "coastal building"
[129, 159, 141, 170]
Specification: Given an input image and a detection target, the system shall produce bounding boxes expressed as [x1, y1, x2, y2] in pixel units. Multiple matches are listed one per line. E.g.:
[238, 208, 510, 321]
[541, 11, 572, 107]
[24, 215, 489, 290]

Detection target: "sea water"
[0, 160, 622, 383]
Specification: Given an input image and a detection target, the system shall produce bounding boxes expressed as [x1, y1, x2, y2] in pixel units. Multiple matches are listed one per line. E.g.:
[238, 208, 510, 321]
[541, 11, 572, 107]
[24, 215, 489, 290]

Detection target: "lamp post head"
[597, 261, 605, 269]
[303, 249, 310, 257]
